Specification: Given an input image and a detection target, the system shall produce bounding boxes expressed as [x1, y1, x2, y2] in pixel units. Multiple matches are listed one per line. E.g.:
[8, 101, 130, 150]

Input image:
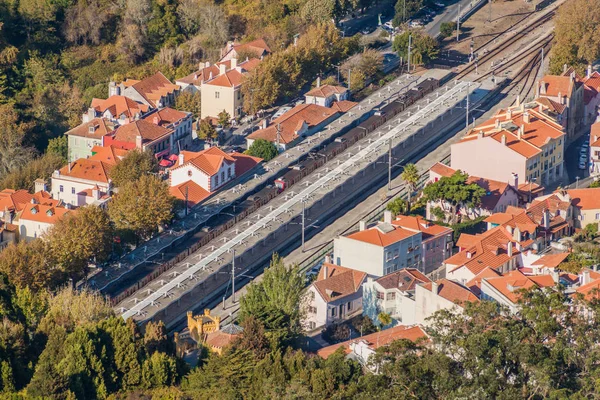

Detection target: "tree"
[377, 311, 392, 328]
[394, 0, 423, 24]
[400, 163, 419, 211]
[0, 152, 64, 192]
[0, 240, 53, 291]
[108, 149, 158, 187]
[422, 170, 486, 224]
[239, 254, 305, 344]
[63, 0, 110, 45]
[386, 197, 408, 216]
[393, 30, 439, 66]
[144, 320, 170, 356]
[0, 104, 34, 180]
[174, 91, 201, 119]
[217, 110, 231, 130]
[357, 49, 384, 78]
[198, 118, 218, 143]
[46, 206, 113, 280]
[300, 0, 336, 24]
[439, 21, 455, 38]
[246, 138, 278, 161]
[141, 352, 178, 389]
[108, 175, 174, 240]
[45, 136, 68, 162]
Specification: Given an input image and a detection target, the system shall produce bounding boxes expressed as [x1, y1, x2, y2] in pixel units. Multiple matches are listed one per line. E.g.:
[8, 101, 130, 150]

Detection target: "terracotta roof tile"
[171, 147, 235, 176]
[91, 95, 150, 120]
[483, 270, 554, 304]
[540, 75, 575, 98]
[392, 215, 452, 240]
[313, 263, 367, 302]
[112, 119, 172, 144]
[421, 278, 479, 303]
[346, 222, 420, 247]
[465, 267, 501, 297]
[375, 268, 430, 291]
[129, 72, 180, 107]
[568, 188, 600, 211]
[143, 107, 189, 127]
[306, 85, 348, 98]
[169, 181, 210, 206]
[65, 118, 116, 139]
[19, 203, 72, 225]
[590, 122, 600, 147]
[229, 152, 262, 176]
[531, 253, 569, 269]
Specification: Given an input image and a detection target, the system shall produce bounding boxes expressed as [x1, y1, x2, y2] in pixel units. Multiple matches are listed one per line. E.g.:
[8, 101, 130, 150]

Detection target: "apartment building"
[65, 118, 117, 162]
[109, 72, 180, 108]
[536, 71, 584, 140]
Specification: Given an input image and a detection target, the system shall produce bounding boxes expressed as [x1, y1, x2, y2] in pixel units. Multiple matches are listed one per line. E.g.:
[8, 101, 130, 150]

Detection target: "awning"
[168, 154, 179, 161]
[159, 159, 173, 167]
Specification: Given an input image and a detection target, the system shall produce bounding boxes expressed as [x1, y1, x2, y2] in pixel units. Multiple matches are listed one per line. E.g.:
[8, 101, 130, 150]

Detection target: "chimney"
[511, 173, 518, 189]
[325, 254, 332, 264]
[543, 208, 550, 229]
[507, 108, 513, 119]
[507, 241, 513, 257]
[219, 64, 226, 75]
[495, 119, 500, 129]
[322, 264, 328, 280]
[384, 210, 392, 223]
[563, 64, 568, 73]
[518, 124, 524, 140]
[515, 95, 520, 107]
[205, 61, 211, 68]
[261, 119, 268, 129]
[231, 58, 237, 70]
[92, 186, 100, 200]
[153, 116, 159, 125]
[359, 220, 367, 231]
[477, 131, 484, 139]
[583, 270, 591, 285]
[557, 91, 563, 104]
[34, 179, 47, 193]
[523, 112, 530, 124]
[588, 64, 593, 78]
[135, 135, 143, 149]
[431, 281, 439, 294]
[317, 76, 321, 88]
[193, 73, 198, 81]
[538, 104, 543, 113]
[466, 251, 472, 259]
[551, 269, 559, 284]
[501, 134, 507, 145]
[540, 81, 546, 95]
[179, 153, 184, 165]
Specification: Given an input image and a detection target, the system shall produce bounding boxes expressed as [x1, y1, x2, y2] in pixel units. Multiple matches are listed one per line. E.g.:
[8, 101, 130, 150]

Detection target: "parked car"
[434, 1, 445, 7]
[384, 21, 394, 29]
[361, 26, 375, 35]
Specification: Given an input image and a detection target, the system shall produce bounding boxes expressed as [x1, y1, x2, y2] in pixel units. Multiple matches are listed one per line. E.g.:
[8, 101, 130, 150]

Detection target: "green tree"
[198, 118, 218, 143]
[0, 153, 64, 192]
[400, 163, 419, 211]
[0, 360, 15, 393]
[108, 175, 174, 241]
[174, 90, 201, 119]
[246, 138, 278, 161]
[422, 170, 486, 224]
[46, 206, 113, 281]
[141, 352, 178, 389]
[393, 30, 439, 66]
[0, 240, 53, 291]
[394, 0, 423, 25]
[217, 110, 231, 129]
[239, 254, 305, 344]
[144, 320, 170, 356]
[386, 197, 408, 215]
[439, 21, 455, 38]
[377, 311, 392, 328]
[46, 136, 68, 162]
[108, 149, 158, 187]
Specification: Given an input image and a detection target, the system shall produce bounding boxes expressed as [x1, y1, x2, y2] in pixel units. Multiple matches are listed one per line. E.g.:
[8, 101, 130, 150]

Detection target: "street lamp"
[576, 176, 580, 188]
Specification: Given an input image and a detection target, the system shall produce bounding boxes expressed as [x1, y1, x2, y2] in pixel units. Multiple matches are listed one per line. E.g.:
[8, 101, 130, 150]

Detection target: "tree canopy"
[246, 139, 278, 161]
[108, 149, 158, 187]
[393, 30, 439, 66]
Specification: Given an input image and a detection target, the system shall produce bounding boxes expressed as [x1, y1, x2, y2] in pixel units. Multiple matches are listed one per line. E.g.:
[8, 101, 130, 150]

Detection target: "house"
[305, 82, 350, 108]
[64, 118, 117, 162]
[109, 72, 180, 108]
[168, 147, 261, 207]
[303, 263, 367, 330]
[177, 60, 235, 94]
[389, 214, 453, 274]
[333, 213, 423, 277]
[143, 108, 194, 152]
[220, 38, 271, 62]
[589, 122, 600, 175]
[536, 70, 585, 140]
[566, 187, 600, 229]
[426, 162, 521, 222]
[534, 97, 568, 133]
[18, 202, 72, 241]
[51, 146, 126, 207]
[106, 119, 175, 159]
[581, 66, 600, 124]
[317, 325, 427, 365]
[362, 268, 430, 326]
[414, 279, 479, 325]
[444, 226, 526, 284]
[518, 252, 570, 276]
[450, 104, 565, 186]
[246, 103, 342, 152]
[204, 324, 244, 355]
[480, 270, 556, 314]
[526, 191, 574, 239]
[86, 95, 151, 124]
[200, 58, 261, 120]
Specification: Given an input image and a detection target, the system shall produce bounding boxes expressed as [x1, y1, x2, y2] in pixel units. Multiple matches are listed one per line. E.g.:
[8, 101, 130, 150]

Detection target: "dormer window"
[46, 209, 54, 217]
[30, 207, 37, 214]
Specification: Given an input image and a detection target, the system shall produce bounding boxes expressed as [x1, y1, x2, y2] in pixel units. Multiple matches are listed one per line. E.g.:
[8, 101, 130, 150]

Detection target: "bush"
[322, 323, 351, 344]
[440, 22, 455, 38]
[246, 139, 278, 161]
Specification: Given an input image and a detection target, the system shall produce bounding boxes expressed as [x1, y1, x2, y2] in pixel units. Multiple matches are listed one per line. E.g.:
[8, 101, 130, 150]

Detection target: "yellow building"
[186, 309, 221, 342]
[184, 309, 243, 355]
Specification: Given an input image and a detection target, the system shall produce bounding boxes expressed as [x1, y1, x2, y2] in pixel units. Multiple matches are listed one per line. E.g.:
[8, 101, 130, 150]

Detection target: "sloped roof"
[143, 108, 189, 127]
[568, 188, 600, 211]
[169, 181, 210, 206]
[112, 119, 172, 144]
[483, 269, 555, 304]
[346, 222, 420, 247]
[306, 85, 348, 98]
[535, 97, 567, 115]
[171, 147, 236, 176]
[229, 152, 262, 177]
[90, 145, 129, 164]
[91, 95, 150, 119]
[465, 267, 502, 297]
[247, 103, 339, 144]
[539, 75, 576, 98]
[177, 61, 232, 86]
[58, 159, 114, 183]
[65, 118, 116, 139]
[392, 215, 453, 240]
[590, 122, 600, 147]
[129, 72, 180, 107]
[222, 38, 271, 60]
[375, 268, 430, 291]
[19, 203, 72, 225]
[330, 100, 358, 113]
[421, 279, 479, 304]
[313, 263, 367, 303]
[317, 325, 427, 359]
[531, 253, 569, 269]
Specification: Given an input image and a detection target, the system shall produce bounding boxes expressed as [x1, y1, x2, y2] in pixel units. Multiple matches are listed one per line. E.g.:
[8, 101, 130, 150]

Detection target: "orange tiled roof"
[375, 268, 430, 291]
[567, 188, 600, 211]
[539, 75, 576, 98]
[58, 147, 125, 183]
[177, 61, 232, 86]
[19, 203, 71, 225]
[229, 152, 262, 177]
[313, 263, 367, 302]
[222, 39, 271, 60]
[392, 215, 452, 241]
[306, 84, 348, 98]
[91, 95, 150, 120]
[169, 181, 210, 206]
[590, 122, 600, 147]
[576, 280, 600, 301]
[465, 266, 501, 297]
[317, 325, 427, 359]
[421, 278, 479, 304]
[205, 68, 245, 88]
[90, 145, 129, 164]
[531, 253, 569, 269]
[535, 97, 567, 115]
[143, 107, 189, 127]
[346, 222, 420, 247]
[65, 118, 116, 139]
[483, 269, 554, 304]
[330, 100, 358, 113]
[129, 72, 180, 107]
[583, 71, 600, 91]
[171, 147, 235, 176]
[247, 104, 339, 145]
[112, 119, 172, 144]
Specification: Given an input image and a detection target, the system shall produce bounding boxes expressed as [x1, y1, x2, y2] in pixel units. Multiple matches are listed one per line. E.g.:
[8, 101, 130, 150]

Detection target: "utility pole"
[388, 139, 392, 190]
[488, 0, 491, 22]
[231, 249, 236, 303]
[301, 202, 305, 252]
[456, 4, 461, 42]
[276, 123, 281, 150]
[407, 34, 412, 74]
[465, 83, 470, 130]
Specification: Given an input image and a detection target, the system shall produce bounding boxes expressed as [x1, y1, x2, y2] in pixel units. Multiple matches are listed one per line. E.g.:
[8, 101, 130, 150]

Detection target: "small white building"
[303, 263, 367, 331]
[414, 279, 479, 325]
[305, 83, 350, 108]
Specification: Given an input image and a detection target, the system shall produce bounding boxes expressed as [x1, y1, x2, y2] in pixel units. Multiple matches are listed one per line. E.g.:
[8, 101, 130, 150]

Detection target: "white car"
[409, 20, 423, 28]
[384, 21, 394, 29]
[435, 1, 445, 7]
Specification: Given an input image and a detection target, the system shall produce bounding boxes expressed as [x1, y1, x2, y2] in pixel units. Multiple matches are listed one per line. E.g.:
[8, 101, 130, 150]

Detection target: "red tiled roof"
[465, 267, 501, 297]
[375, 268, 430, 291]
[317, 325, 427, 359]
[19, 203, 72, 225]
[129, 72, 180, 107]
[171, 147, 235, 176]
[539, 75, 576, 98]
[392, 215, 452, 241]
[247, 104, 339, 145]
[58, 159, 114, 183]
[205, 68, 245, 88]
[330, 100, 357, 113]
[169, 181, 210, 206]
[421, 278, 479, 304]
[590, 122, 600, 147]
[229, 152, 262, 177]
[483, 269, 555, 304]
[143, 107, 189, 127]
[90, 145, 129, 164]
[583, 71, 600, 91]
[313, 263, 367, 302]
[91, 95, 150, 119]
[531, 253, 569, 269]
[567, 188, 600, 211]
[306, 85, 348, 98]
[112, 119, 172, 144]
[177, 61, 232, 86]
[222, 39, 271, 61]
[65, 118, 116, 139]
[535, 97, 567, 115]
[346, 223, 420, 247]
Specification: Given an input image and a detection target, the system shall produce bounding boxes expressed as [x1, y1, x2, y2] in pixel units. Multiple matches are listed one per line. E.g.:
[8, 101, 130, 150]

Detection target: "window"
[377, 291, 385, 300]
[215, 92, 220, 99]
[347, 301, 353, 311]
[59, 185, 64, 193]
[330, 308, 336, 317]
[393, 249, 399, 259]
[188, 170, 192, 177]
[215, 175, 219, 186]
[596, 213, 600, 220]
[221, 171, 225, 182]
[386, 292, 396, 300]
[309, 321, 316, 330]
[71, 187, 75, 194]
[385, 252, 392, 261]
[227, 168, 231, 178]
[237, 91, 241, 100]
[309, 306, 317, 314]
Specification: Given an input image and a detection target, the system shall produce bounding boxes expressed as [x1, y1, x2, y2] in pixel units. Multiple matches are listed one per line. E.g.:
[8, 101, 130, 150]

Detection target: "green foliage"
[431, 206, 445, 222]
[239, 254, 305, 345]
[174, 90, 201, 119]
[377, 312, 392, 328]
[45, 136, 68, 162]
[448, 216, 485, 242]
[394, 0, 423, 24]
[197, 118, 218, 142]
[217, 110, 231, 129]
[0, 153, 65, 192]
[108, 149, 158, 187]
[393, 30, 439, 65]
[387, 197, 408, 216]
[440, 21, 455, 38]
[590, 180, 600, 188]
[246, 138, 278, 161]
[400, 163, 419, 209]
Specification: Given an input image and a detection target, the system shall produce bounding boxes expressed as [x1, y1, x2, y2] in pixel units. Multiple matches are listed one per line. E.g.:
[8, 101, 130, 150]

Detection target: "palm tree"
[377, 311, 392, 328]
[401, 163, 419, 212]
